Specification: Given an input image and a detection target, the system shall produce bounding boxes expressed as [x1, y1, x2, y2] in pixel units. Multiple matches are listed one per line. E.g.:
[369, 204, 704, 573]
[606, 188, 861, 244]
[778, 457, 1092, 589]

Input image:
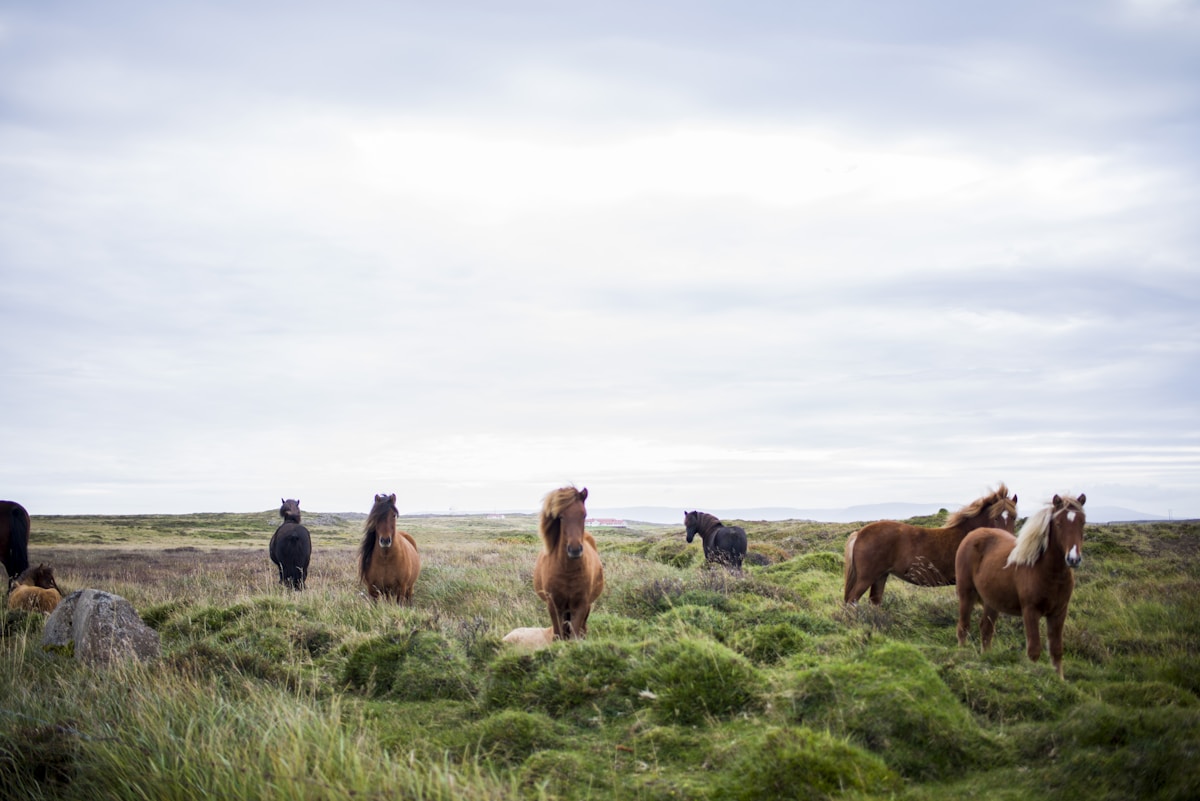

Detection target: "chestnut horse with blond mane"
[358, 493, 421, 603]
[956, 493, 1086, 678]
[533, 486, 604, 640]
[844, 484, 1017, 605]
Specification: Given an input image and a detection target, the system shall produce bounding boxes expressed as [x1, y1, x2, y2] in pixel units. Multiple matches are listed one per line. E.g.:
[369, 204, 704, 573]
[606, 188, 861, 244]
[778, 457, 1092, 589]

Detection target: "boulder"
[502, 626, 554, 650]
[42, 589, 160, 665]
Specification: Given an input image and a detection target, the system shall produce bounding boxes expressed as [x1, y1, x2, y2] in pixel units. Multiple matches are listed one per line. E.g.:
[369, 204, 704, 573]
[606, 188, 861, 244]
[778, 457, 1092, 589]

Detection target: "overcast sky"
[2, 1, 1198, 519]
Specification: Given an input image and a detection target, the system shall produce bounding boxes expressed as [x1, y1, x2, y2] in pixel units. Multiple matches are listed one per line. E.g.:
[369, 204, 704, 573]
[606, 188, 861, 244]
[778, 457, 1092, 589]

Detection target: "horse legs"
[1046, 611, 1067, 679]
[868, 574, 888, 606]
[956, 590, 974, 647]
[979, 606, 1000, 651]
[571, 604, 591, 639]
[1021, 606, 1044, 665]
[545, 599, 567, 640]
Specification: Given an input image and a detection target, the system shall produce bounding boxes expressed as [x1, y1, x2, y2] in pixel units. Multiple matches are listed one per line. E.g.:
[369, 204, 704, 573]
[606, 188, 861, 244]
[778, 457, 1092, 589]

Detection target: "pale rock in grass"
[42, 589, 160, 665]
[502, 626, 554, 650]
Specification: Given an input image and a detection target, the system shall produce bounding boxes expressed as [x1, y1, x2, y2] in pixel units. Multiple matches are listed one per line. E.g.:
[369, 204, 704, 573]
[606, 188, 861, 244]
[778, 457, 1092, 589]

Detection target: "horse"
[683, 511, 748, 569]
[269, 498, 312, 590]
[843, 483, 1018, 605]
[0, 500, 30, 583]
[358, 493, 421, 603]
[955, 493, 1086, 678]
[7, 563, 63, 613]
[533, 486, 605, 640]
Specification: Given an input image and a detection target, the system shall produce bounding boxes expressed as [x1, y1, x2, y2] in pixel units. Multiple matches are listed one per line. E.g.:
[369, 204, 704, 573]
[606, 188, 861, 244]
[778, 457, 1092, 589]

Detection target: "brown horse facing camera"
[533, 486, 604, 640]
[844, 484, 1017, 605]
[956, 493, 1086, 678]
[358, 493, 421, 603]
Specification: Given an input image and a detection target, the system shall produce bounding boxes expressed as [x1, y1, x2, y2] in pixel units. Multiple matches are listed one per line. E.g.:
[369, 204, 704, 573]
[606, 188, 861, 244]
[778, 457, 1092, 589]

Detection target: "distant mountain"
[590, 504, 1168, 526]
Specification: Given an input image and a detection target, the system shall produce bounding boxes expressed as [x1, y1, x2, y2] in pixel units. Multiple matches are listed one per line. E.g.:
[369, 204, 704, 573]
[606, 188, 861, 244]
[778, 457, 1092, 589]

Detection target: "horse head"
[684, 511, 698, 543]
[370, 493, 398, 549]
[1052, 493, 1086, 568]
[561, 487, 588, 559]
[279, 498, 302, 524]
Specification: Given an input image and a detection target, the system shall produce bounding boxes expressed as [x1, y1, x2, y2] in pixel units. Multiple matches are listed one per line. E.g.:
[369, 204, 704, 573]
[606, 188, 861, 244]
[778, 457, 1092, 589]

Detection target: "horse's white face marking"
[1002, 511, 1010, 522]
[1066, 544, 1081, 567]
[1067, 510, 1077, 523]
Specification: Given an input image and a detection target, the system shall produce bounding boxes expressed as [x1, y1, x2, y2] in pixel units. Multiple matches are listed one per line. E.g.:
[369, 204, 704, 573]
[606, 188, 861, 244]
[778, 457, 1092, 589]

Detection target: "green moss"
[716, 726, 900, 801]
[729, 622, 810, 664]
[940, 657, 1084, 723]
[342, 631, 475, 701]
[788, 640, 997, 780]
[461, 710, 563, 765]
[639, 637, 766, 726]
[484, 640, 642, 719]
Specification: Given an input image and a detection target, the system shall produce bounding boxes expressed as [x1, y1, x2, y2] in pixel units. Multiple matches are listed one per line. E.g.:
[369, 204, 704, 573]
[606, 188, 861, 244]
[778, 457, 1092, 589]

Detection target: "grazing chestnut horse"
[0, 500, 31, 582]
[843, 484, 1017, 605]
[956, 493, 1086, 678]
[358, 493, 421, 603]
[533, 486, 604, 640]
[684, 511, 748, 569]
[7, 563, 63, 613]
[269, 498, 312, 590]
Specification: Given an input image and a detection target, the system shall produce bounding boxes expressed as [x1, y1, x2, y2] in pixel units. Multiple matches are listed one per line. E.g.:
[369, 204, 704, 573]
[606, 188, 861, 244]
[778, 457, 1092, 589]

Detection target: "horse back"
[8, 585, 60, 613]
[955, 528, 1021, 609]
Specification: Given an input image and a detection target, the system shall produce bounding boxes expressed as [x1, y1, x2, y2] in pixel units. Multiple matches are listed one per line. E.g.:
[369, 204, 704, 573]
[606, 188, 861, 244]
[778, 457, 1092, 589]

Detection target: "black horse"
[0, 501, 30, 582]
[684, 510, 748, 569]
[269, 499, 312, 590]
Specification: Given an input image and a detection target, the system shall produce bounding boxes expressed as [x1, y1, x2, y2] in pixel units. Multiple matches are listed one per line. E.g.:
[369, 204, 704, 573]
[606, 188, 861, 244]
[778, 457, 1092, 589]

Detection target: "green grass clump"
[788, 640, 997, 780]
[639, 637, 766, 726]
[940, 656, 1085, 723]
[716, 726, 900, 801]
[342, 630, 476, 701]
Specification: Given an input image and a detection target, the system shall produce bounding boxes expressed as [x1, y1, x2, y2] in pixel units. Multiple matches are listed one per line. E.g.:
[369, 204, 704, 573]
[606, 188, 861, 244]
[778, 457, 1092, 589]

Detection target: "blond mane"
[539, 485, 586, 550]
[1007, 494, 1085, 567]
[944, 483, 1014, 529]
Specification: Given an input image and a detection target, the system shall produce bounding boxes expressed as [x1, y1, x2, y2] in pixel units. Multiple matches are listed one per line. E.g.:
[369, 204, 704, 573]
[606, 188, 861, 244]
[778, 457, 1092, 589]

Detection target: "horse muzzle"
[1066, 545, 1081, 568]
[566, 543, 584, 559]
[379, 537, 393, 549]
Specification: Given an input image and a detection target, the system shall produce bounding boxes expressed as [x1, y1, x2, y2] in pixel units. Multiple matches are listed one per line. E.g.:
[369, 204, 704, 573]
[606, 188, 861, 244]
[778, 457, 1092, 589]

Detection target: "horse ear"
[1077, 493, 1086, 506]
[579, 487, 588, 502]
[388, 493, 397, 504]
[1012, 494, 1017, 505]
[1052, 495, 1063, 509]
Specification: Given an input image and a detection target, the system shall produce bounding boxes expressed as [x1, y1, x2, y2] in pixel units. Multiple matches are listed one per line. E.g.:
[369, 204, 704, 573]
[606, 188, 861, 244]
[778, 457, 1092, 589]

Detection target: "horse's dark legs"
[868, 575, 888, 605]
[1022, 607, 1044, 665]
[1046, 612, 1066, 678]
[979, 606, 1000, 651]
[546, 600, 567, 639]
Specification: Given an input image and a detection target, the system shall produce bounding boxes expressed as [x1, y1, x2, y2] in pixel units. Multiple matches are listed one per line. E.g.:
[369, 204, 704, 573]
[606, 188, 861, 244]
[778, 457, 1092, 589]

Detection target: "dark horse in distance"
[0, 500, 30, 582]
[684, 511, 748, 569]
[269, 499, 312, 590]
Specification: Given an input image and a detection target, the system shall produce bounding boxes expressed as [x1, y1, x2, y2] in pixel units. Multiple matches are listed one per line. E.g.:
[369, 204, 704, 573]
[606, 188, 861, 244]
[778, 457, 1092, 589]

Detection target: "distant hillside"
[589, 504, 1167, 525]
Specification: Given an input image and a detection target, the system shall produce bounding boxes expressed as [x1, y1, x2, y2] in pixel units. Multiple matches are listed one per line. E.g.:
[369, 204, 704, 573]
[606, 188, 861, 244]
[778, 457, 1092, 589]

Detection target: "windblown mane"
[1007, 494, 1085, 567]
[540, 486, 585, 552]
[690, 511, 721, 534]
[944, 483, 1013, 529]
[358, 495, 397, 579]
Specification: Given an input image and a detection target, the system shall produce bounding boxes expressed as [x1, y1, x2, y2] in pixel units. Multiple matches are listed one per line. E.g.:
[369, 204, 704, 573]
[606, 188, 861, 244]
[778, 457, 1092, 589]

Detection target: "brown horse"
[7, 563, 63, 613]
[358, 493, 421, 602]
[533, 486, 604, 640]
[0, 500, 31, 582]
[843, 484, 1017, 605]
[956, 493, 1086, 678]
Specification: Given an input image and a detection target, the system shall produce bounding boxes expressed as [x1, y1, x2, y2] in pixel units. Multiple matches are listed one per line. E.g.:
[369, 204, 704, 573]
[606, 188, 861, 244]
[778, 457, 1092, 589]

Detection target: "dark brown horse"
[358, 493, 421, 603]
[843, 484, 1017, 605]
[956, 493, 1086, 678]
[7, 563, 63, 613]
[269, 498, 312, 590]
[0, 500, 30, 582]
[533, 486, 604, 640]
[684, 511, 748, 569]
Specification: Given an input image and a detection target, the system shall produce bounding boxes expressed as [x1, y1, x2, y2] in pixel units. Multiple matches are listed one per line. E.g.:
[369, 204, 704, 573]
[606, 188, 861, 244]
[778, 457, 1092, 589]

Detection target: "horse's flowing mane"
[945, 483, 1013, 529]
[1007, 494, 1085, 567]
[540, 486, 585, 551]
[358, 494, 397, 578]
[689, 511, 722, 534]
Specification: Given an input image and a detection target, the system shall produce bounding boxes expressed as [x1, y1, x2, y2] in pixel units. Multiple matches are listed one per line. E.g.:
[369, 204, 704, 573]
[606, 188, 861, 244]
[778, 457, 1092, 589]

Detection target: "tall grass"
[2, 513, 1198, 800]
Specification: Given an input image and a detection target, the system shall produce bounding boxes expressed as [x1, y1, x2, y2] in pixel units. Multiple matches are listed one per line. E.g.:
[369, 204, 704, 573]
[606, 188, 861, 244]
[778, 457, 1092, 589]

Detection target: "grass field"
[1, 509, 1197, 800]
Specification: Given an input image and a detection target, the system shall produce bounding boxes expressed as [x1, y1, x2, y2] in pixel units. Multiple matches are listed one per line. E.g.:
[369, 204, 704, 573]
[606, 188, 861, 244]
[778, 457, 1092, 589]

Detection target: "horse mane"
[944, 483, 1013, 529]
[1007, 494, 1085, 567]
[540, 486, 585, 552]
[358, 494, 397, 579]
[690, 511, 722, 534]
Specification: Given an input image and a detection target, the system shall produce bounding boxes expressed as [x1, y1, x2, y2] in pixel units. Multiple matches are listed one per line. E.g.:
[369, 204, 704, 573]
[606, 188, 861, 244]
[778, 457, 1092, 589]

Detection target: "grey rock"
[42, 589, 160, 665]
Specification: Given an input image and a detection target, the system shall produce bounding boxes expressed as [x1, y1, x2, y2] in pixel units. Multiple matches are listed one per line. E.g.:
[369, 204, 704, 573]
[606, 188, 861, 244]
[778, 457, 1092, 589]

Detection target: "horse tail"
[843, 530, 859, 600]
[5, 504, 30, 579]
